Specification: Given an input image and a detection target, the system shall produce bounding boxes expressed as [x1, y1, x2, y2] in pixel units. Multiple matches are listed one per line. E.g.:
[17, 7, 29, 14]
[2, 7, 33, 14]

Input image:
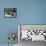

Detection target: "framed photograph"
[4, 8, 17, 18]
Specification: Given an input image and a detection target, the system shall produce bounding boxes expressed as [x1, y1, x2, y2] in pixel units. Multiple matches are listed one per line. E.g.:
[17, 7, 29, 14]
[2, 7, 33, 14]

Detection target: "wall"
[0, 0, 46, 44]
[0, 0, 20, 44]
[20, 0, 46, 24]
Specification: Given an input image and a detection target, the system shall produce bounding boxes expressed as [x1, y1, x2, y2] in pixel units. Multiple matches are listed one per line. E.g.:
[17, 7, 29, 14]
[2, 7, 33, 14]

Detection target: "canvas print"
[4, 8, 17, 18]
[18, 25, 46, 41]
